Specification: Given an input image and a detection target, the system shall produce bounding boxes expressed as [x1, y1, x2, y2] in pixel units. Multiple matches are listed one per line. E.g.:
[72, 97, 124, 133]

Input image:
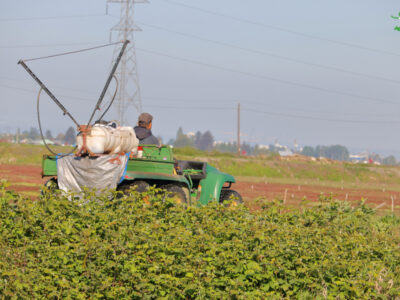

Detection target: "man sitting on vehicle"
[134, 112, 159, 145]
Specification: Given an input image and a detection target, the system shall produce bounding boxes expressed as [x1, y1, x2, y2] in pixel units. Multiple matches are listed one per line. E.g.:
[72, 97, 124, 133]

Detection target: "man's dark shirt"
[134, 126, 159, 145]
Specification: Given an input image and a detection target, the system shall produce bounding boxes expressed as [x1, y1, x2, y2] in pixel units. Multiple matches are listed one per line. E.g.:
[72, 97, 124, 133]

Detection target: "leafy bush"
[1, 184, 400, 298]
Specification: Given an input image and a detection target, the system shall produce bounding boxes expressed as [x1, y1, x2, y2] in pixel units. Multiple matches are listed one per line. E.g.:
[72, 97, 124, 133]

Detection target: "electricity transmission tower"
[107, 0, 148, 125]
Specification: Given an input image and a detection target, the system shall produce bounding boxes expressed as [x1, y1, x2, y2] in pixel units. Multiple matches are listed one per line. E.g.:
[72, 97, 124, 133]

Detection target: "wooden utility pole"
[237, 103, 241, 156]
[16, 128, 20, 144]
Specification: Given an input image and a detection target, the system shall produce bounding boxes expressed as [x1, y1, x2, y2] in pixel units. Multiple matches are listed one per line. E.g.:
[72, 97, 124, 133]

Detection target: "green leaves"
[0, 186, 400, 298]
[393, 11, 400, 31]
[392, 11, 400, 19]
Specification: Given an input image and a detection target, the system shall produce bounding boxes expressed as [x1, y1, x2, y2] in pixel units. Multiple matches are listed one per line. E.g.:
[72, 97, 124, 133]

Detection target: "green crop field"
[0, 142, 73, 166]
[1, 185, 399, 298]
[174, 147, 400, 190]
[1, 144, 400, 297]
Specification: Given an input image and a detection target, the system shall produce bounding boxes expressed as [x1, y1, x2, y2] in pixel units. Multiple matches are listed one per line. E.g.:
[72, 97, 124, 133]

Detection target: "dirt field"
[234, 181, 400, 213]
[0, 164, 46, 197]
[0, 163, 399, 213]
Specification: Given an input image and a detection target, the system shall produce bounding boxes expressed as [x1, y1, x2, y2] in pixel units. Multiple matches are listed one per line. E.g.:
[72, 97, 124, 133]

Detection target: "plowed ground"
[233, 181, 400, 214]
[0, 164, 46, 197]
[0, 164, 398, 213]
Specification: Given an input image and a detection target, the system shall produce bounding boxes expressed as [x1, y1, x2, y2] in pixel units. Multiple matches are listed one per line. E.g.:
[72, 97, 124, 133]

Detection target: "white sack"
[57, 154, 128, 194]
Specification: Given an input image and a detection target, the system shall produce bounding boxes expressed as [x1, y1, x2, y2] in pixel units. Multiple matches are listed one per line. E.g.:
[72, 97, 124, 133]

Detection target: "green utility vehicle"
[42, 145, 242, 206]
[19, 41, 242, 206]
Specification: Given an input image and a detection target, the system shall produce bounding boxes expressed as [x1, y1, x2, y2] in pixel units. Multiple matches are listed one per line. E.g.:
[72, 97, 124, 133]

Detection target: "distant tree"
[215, 142, 236, 153]
[176, 127, 183, 138]
[301, 146, 315, 157]
[194, 131, 202, 149]
[197, 130, 214, 151]
[253, 145, 270, 156]
[27, 127, 40, 140]
[20, 129, 29, 140]
[325, 145, 349, 161]
[55, 132, 65, 142]
[45, 130, 53, 140]
[64, 127, 76, 145]
[369, 153, 382, 164]
[268, 144, 276, 153]
[314, 145, 323, 158]
[173, 127, 194, 148]
[240, 142, 253, 155]
[302, 145, 349, 161]
[383, 155, 397, 166]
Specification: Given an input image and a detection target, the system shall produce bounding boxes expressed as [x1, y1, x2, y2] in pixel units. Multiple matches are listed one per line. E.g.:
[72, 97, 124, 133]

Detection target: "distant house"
[349, 153, 369, 164]
[279, 149, 293, 157]
[213, 141, 225, 146]
[40, 139, 55, 145]
[186, 132, 195, 138]
[258, 144, 270, 150]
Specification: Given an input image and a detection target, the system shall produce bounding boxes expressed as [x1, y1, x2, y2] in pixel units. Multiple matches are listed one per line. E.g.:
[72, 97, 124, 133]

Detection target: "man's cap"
[138, 112, 153, 124]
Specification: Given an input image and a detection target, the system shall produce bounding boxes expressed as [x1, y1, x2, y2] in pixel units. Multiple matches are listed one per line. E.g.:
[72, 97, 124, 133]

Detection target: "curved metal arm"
[19, 60, 80, 127]
[87, 40, 130, 126]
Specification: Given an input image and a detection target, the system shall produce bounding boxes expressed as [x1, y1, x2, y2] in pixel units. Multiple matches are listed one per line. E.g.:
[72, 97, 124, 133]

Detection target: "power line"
[0, 76, 372, 114]
[146, 96, 400, 119]
[2, 77, 398, 119]
[0, 41, 110, 49]
[0, 76, 99, 95]
[0, 83, 95, 102]
[136, 47, 400, 105]
[141, 95, 399, 118]
[138, 21, 400, 85]
[144, 104, 400, 124]
[161, 0, 400, 58]
[0, 13, 107, 22]
[0, 83, 42, 95]
[144, 104, 230, 110]
[4, 22, 398, 85]
[242, 100, 399, 119]
[2, 83, 399, 124]
[21, 41, 123, 62]
[0, 82, 228, 109]
[242, 108, 400, 125]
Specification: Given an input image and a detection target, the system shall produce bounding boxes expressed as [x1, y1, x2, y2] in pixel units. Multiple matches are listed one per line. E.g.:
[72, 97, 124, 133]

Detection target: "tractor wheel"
[131, 181, 151, 193]
[219, 189, 243, 207]
[117, 180, 150, 195]
[40, 177, 59, 196]
[161, 184, 188, 205]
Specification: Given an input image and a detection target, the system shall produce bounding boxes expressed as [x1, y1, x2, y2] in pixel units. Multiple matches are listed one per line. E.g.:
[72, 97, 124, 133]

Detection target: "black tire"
[160, 184, 188, 205]
[41, 177, 59, 196]
[117, 180, 150, 195]
[219, 189, 243, 206]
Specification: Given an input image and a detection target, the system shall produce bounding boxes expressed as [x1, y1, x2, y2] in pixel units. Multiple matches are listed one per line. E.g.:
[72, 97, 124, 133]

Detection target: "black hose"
[97, 75, 119, 122]
[37, 88, 76, 157]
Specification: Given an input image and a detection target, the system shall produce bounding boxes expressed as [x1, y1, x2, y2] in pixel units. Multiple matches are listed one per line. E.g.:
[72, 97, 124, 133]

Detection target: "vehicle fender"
[198, 165, 235, 205]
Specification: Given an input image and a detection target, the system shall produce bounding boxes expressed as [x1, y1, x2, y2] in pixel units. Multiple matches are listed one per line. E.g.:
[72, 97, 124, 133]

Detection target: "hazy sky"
[1, 0, 400, 155]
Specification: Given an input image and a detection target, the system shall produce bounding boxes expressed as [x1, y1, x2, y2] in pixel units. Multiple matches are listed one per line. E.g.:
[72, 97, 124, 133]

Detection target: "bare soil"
[0, 164, 399, 213]
[0, 164, 45, 195]
[234, 181, 400, 213]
